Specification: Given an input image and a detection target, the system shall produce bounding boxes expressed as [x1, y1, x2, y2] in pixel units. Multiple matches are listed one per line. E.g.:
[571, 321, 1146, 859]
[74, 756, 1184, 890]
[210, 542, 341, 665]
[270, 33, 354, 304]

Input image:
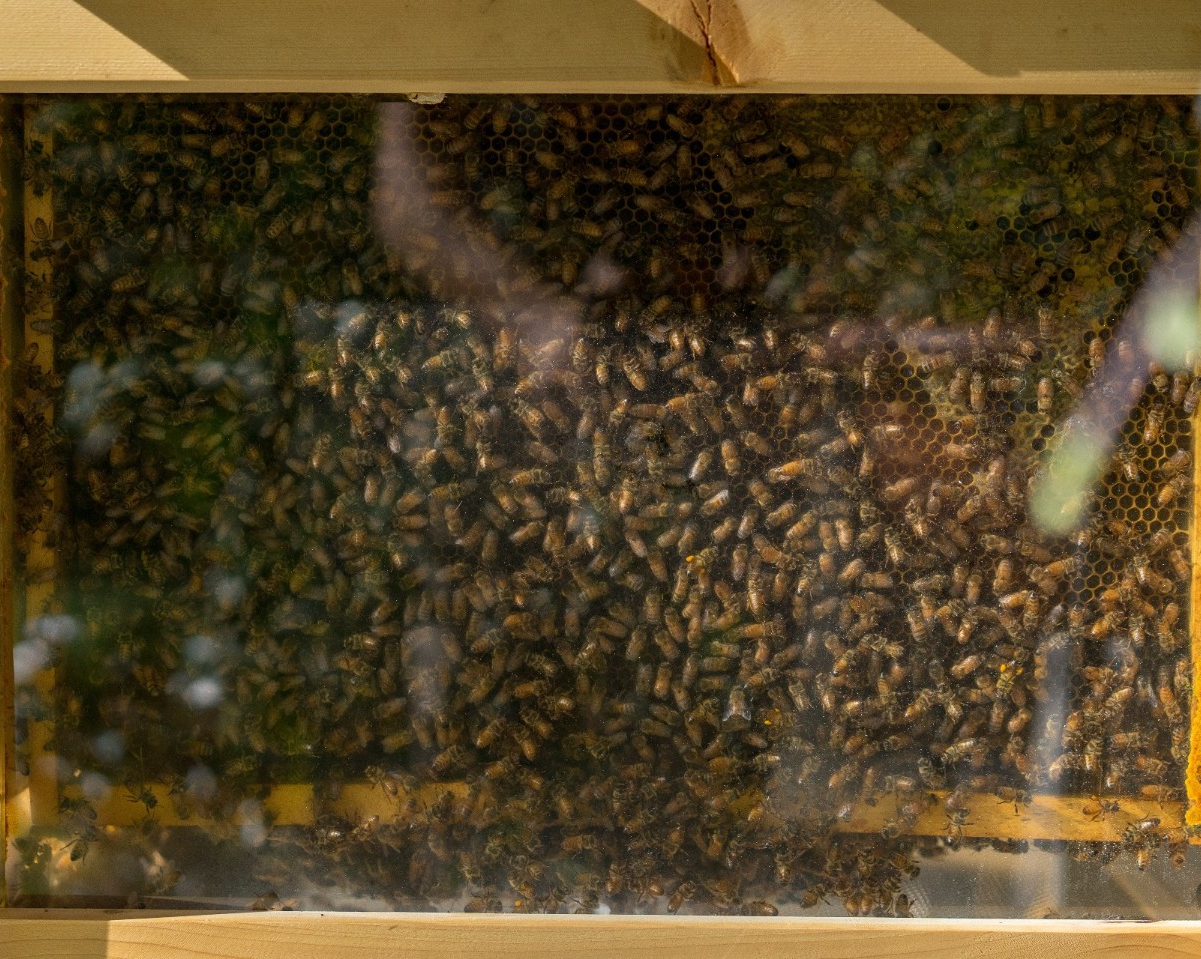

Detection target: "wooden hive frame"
[4, 90, 1196, 851]
[1, 1, 1201, 955]
[0, 96, 19, 908]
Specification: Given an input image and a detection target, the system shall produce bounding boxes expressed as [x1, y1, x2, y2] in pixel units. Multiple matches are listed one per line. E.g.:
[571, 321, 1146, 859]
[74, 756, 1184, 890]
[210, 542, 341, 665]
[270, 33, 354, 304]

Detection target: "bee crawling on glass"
[993, 786, 1032, 815]
[943, 807, 973, 850]
[1081, 795, 1122, 822]
[125, 784, 159, 814]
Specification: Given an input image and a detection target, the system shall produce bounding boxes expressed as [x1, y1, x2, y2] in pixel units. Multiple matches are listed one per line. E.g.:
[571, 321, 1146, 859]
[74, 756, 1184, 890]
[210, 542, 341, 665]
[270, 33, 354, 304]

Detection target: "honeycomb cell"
[10, 92, 1199, 915]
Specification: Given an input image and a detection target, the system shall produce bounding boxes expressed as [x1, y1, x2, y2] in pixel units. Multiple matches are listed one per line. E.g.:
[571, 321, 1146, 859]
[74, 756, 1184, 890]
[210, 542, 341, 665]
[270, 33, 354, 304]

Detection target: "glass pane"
[2, 93, 1200, 917]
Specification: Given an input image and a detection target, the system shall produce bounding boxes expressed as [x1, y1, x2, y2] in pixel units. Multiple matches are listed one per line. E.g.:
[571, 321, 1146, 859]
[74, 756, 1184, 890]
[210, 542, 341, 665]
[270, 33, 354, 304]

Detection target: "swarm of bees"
[7, 93, 1199, 912]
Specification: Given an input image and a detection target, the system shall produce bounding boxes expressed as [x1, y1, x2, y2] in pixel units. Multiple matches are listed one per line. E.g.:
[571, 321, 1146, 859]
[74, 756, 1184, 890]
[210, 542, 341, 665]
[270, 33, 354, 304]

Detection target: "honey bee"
[1075, 796, 1123, 828]
[1182, 377, 1201, 414]
[967, 371, 986, 412]
[949, 653, 983, 681]
[1156, 473, 1188, 507]
[365, 765, 404, 798]
[622, 352, 647, 391]
[721, 439, 742, 475]
[700, 488, 731, 517]
[992, 787, 1031, 814]
[942, 808, 972, 848]
[687, 450, 713, 484]
[1143, 401, 1165, 444]
[941, 737, 983, 765]
[666, 880, 697, 914]
[883, 530, 906, 567]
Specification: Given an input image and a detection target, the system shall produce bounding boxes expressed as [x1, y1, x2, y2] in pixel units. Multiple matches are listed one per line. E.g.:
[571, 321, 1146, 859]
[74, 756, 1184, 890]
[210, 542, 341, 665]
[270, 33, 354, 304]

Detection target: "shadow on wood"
[48, 0, 710, 91]
[874, 0, 1201, 78]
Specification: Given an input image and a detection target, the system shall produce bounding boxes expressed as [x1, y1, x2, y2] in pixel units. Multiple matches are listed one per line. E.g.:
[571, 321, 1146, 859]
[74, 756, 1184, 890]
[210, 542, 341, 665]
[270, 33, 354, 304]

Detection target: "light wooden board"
[6, 913, 1201, 959]
[0, 0, 1197, 93]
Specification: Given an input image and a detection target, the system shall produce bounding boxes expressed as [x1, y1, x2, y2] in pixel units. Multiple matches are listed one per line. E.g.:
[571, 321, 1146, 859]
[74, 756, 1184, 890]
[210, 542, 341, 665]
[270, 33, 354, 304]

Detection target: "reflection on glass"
[3, 94, 1200, 916]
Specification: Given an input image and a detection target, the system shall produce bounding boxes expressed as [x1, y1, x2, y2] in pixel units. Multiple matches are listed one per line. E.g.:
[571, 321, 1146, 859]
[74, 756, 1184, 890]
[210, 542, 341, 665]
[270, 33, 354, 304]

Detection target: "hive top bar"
[0, 1, 1200, 93]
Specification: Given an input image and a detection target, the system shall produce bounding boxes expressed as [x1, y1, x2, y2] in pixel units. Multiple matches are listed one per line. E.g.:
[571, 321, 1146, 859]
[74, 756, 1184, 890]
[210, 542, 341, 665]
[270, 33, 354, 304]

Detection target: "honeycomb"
[6, 94, 1200, 913]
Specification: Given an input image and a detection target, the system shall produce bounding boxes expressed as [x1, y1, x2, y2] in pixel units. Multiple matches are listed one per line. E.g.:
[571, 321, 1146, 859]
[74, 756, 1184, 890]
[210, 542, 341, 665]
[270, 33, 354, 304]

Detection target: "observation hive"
[0, 23, 1200, 928]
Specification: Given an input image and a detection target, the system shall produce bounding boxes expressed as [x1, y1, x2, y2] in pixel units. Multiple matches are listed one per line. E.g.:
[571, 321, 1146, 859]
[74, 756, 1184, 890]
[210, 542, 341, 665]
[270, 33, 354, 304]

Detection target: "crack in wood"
[687, 0, 722, 86]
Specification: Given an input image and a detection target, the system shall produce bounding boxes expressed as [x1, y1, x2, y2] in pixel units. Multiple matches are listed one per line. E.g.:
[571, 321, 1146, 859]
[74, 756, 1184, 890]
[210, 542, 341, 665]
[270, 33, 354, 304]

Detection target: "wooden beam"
[684, 0, 1201, 93]
[6, 913, 1201, 959]
[0, 0, 706, 94]
[0, 0, 1197, 93]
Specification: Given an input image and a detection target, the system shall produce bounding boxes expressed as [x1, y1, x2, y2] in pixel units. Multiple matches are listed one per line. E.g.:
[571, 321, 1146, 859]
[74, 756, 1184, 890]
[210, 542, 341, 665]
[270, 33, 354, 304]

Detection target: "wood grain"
[705, 0, 1201, 93]
[0, 0, 705, 93]
[5, 912, 1201, 959]
[0, 0, 1197, 93]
